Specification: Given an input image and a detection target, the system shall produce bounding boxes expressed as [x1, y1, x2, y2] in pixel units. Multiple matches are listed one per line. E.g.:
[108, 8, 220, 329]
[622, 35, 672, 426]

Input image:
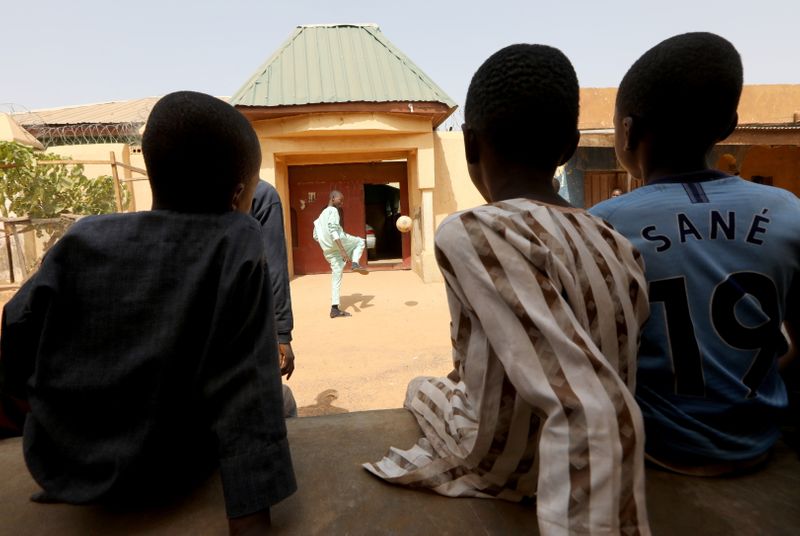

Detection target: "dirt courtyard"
[288, 270, 453, 416]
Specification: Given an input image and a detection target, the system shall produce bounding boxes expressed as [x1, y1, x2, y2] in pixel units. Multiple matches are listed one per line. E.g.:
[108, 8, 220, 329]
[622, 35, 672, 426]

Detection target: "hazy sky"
[3, 0, 798, 110]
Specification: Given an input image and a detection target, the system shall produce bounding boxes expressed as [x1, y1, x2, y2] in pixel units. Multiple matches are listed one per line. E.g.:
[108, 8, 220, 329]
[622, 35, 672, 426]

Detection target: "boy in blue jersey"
[591, 33, 800, 475]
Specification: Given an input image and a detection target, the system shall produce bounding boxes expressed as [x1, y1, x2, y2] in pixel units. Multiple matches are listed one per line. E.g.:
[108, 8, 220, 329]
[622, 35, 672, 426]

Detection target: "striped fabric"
[365, 200, 651, 535]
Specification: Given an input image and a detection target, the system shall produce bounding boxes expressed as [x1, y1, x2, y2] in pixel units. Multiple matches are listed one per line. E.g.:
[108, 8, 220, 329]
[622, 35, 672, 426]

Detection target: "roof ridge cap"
[298, 23, 379, 28]
[359, 26, 452, 105]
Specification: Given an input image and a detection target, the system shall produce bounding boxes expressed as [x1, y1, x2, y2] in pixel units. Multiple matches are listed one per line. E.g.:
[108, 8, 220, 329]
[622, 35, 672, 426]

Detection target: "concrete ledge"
[1, 409, 799, 535]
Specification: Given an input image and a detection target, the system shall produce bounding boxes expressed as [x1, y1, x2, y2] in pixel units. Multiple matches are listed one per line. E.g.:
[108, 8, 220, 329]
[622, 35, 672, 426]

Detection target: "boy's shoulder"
[591, 176, 800, 221]
[437, 199, 593, 246]
[438, 199, 525, 224]
[589, 184, 662, 221]
[436, 203, 499, 237]
[741, 180, 800, 208]
[315, 205, 338, 221]
[440, 198, 593, 227]
[32, 211, 264, 298]
[57, 211, 262, 259]
[68, 210, 259, 232]
[253, 181, 279, 206]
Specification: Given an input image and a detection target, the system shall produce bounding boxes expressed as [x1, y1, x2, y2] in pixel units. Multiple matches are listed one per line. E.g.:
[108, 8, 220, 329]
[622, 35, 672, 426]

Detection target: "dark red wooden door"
[289, 162, 410, 275]
[290, 177, 366, 274]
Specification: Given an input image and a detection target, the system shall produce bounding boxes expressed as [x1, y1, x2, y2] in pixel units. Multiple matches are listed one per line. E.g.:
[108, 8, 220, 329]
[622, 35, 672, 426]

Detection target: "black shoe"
[330, 308, 351, 318]
[351, 262, 369, 275]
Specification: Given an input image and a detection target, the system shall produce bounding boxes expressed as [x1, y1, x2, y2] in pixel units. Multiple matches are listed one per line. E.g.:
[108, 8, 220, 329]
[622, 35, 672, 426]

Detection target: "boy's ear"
[621, 116, 640, 151]
[719, 112, 739, 141]
[230, 182, 246, 211]
[463, 126, 480, 165]
[558, 129, 580, 165]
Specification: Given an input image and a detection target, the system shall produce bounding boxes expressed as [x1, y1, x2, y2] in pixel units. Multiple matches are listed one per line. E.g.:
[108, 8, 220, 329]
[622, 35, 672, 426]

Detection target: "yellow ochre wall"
[432, 132, 484, 229]
[45, 143, 151, 211]
[741, 146, 800, 195]
[251, 112, 450, 282]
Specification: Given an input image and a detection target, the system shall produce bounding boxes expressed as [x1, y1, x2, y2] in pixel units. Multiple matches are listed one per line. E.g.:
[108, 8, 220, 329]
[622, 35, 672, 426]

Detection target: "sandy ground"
[288, 270, 453, 415]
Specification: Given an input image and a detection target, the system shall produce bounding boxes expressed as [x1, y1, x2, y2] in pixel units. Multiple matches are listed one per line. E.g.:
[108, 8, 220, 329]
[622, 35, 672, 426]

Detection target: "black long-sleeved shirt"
[250, 181, 294, 344]
[0, 211, 296, 518]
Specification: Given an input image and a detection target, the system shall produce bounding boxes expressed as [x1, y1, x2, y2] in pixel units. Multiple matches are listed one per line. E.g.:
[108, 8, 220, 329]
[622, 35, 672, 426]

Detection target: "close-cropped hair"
[616, 32, 743, 149]
[143, 91, 261, 212]
[464, 44, 579, 168]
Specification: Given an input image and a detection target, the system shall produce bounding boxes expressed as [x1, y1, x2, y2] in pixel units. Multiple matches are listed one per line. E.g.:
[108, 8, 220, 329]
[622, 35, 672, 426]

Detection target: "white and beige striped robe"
[365, 200, 651, 535]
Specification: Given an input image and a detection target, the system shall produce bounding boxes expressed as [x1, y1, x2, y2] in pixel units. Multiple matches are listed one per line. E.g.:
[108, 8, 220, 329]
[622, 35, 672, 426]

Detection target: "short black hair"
[464, 44, 579, 168]
[143, 91, 261, 212]
[616, 32, 742, 150]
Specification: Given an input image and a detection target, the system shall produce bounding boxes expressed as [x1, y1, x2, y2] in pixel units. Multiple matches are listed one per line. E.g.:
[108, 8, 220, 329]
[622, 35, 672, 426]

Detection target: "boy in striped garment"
[365, 45, 651, 535]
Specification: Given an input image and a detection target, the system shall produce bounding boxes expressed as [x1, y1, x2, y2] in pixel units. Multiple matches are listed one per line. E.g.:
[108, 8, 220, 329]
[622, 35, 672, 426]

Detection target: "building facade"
[11, 26, 800, 282]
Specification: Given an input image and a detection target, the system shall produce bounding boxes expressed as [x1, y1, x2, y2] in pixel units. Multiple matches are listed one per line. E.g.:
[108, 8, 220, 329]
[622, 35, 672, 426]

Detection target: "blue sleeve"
[251, 182, 294, 343]
[588, 199, 613, 220]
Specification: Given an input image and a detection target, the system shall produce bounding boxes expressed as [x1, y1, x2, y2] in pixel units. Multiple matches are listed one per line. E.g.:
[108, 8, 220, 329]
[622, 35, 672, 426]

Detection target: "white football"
[396, 215, 413, 233]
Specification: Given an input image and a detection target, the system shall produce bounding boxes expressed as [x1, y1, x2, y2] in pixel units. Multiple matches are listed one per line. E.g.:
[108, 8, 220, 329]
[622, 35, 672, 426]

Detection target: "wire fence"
[27, 122, 144, 148]
[1, 103, 145, 148]
[436, 107, 464, 132]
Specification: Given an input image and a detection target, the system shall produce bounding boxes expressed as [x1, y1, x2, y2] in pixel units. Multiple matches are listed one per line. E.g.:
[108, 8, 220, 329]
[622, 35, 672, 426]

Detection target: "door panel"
[584, 171, 639, 207]
[289, 179, 365, 275]
[289, 162, 409, 275]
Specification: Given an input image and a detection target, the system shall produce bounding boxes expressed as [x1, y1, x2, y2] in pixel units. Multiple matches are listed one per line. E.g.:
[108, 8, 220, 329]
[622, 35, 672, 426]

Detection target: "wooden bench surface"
[1, 409, 798, 535]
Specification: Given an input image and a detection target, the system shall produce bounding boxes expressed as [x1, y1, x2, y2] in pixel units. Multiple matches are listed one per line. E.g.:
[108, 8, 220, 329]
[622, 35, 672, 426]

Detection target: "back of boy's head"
[143, 91, 261, 213]
[464, 44, 579, 169]
[616, 32, 742, 150]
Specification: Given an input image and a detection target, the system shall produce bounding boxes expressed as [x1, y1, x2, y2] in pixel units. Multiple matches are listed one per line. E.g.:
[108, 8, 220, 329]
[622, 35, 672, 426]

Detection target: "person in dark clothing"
[251, 180, 298, 417]
[0, 91, 295, 534]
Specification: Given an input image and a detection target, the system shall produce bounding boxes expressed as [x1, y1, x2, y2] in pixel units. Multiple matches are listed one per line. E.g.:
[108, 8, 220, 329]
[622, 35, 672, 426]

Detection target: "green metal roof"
[230, 24, 456, 108]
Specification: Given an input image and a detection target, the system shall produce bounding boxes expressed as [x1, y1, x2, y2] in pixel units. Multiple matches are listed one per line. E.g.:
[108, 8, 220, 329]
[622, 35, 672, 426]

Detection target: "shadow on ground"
[298, 389, 349, 417]
[339, 293, 375, 313]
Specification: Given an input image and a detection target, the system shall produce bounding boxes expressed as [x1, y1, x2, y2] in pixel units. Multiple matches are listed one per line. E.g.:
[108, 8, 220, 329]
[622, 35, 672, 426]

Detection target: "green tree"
[0, 141, 127, 218]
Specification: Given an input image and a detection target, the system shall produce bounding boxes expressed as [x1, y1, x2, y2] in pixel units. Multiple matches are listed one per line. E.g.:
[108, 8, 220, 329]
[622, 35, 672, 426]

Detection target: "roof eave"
[236, 101, 457, 128]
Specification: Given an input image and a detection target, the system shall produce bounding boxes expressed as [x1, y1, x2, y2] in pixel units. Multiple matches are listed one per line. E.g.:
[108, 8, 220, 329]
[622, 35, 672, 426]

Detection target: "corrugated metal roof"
[230, 24, 456, 108]
[11, 97, 162, 126]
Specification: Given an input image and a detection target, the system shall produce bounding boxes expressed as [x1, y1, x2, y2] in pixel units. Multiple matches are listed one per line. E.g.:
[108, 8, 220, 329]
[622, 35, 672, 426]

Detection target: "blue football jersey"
[591, 171, 800, 463]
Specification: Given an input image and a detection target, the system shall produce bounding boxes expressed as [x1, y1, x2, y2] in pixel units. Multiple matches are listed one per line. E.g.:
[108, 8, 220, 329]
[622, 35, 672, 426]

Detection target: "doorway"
[364, 183, 403, 265]
[289, 162, 411, 275]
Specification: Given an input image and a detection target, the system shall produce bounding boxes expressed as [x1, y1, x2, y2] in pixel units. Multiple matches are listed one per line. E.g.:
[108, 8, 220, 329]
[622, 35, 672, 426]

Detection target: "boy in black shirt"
[0, 91, 295, 532]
